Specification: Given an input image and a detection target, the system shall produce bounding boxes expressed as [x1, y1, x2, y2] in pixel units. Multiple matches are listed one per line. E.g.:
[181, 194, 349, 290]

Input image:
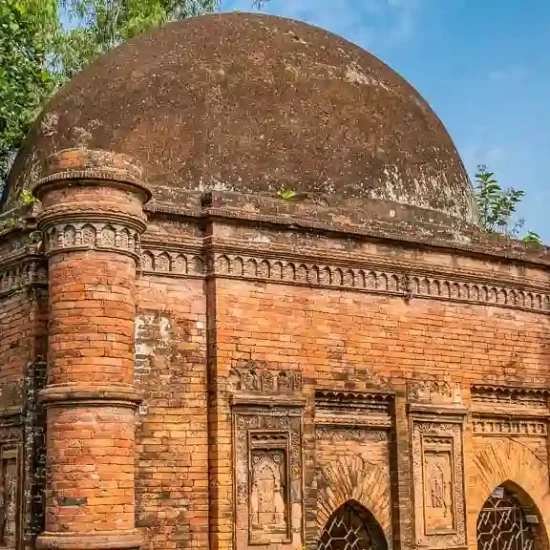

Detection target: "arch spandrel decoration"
[318, 501, 388, 550]
[316, 455, 392, 545]
[471, 440, 550, 548]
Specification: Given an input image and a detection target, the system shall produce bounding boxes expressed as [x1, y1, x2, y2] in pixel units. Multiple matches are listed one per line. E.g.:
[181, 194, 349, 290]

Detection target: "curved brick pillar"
[33, 149, 150, 550]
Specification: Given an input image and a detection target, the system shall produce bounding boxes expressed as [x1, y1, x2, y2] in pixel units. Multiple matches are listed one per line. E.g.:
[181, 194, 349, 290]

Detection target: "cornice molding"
[471, 416, 547, 437]
[2, 232, 549, 316]
[138, 248, 550, 315]
[314, 390, 394, 430]
[470, 384, 550, 407]
[0, 256, 47, 297]
[142, 202, 550, 269]
[42, 220, 142, 260]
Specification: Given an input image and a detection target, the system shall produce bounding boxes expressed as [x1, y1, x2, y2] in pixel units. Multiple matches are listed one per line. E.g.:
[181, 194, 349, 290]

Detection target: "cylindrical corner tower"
[34, 149, 150, 550]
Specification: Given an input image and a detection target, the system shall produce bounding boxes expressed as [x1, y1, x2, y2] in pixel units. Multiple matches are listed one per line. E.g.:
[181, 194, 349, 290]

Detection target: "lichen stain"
[40, 113, 59, 137]
[134, 313, 173, 383]
[71, 126, 93, 148]
[345, 63, 389, 91]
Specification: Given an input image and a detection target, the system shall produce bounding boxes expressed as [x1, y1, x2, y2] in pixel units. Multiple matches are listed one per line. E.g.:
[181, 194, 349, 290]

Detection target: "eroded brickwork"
[134, 276, 208, 550]
[3, 11, 550, 549]
[3, 198, 550, 550]
[0, 230, 47, 550]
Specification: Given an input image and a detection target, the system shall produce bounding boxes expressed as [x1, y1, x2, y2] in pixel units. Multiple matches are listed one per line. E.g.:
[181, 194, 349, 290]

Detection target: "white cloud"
[220, 0, 423, 50]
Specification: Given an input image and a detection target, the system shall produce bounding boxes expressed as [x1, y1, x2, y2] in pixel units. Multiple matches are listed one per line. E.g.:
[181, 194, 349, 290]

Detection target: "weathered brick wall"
[0, 234, 48, 550]
[212, 276, 550, 550]
[0, 292, 34, 385]
[3, 206, 549, 550]
[215, 278, 550, 388]
[315, 432, 392, 537]
[134, 276, 208, 550]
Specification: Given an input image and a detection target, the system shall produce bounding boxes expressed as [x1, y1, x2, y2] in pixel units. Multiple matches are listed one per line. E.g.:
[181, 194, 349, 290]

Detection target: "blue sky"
[220, 0, 550, 241]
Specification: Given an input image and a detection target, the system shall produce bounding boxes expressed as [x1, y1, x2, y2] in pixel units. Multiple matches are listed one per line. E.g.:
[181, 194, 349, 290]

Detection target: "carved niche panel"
[470, 384, 550, 439]
[229, 361, 302, 395]
[412, 421, 466, 548]
[250, 447, 288, 537]
[422, 437, 454, 533]
[0, 443, 21, 550]
[233, 408, 302, 549]
[407, 380, 462, 406]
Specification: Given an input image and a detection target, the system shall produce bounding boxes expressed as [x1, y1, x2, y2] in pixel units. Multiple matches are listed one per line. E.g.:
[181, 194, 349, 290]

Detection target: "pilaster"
[33, 149, 150, 550]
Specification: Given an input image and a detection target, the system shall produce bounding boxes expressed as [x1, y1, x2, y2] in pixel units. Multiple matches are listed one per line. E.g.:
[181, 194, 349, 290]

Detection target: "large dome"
[3, 12, 477, 223]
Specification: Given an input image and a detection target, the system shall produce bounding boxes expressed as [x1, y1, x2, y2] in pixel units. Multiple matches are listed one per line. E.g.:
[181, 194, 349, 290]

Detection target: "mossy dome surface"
[2, 12, 476, 224]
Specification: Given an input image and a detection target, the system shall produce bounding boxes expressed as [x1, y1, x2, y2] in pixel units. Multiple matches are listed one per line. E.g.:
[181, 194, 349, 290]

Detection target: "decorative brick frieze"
[314, 390, 394, 429]
[471, 417, 547, 436]
[42, 221, 142, 260]
[470, 384, 550, 438]
[140, 248, 204, 276]
[470, 384, 550, 408]
[0, 258, 47, 297]
[229, 360, 303, 395]
[0, 230, 42, 264]
[313, 428, 388, 441]
[139, 248, 550, 315]
[313, 389, 394, 459]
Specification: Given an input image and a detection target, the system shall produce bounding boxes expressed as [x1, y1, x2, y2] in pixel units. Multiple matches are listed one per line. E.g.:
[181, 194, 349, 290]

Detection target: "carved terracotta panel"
[412, 421, 465, 548]
[422, 437, 454, 534]
[249, 448, 288, 540]
[0, 444, 20, 550]
[407, 380, 462, 406]
[233, 407, 303, 549]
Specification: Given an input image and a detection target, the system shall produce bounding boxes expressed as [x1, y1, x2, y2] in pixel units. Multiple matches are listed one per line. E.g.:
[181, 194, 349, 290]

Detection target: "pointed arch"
[317, 455, 391, 541]
[477, 482, 544, 550]
[318, 500, 388, 550]
[471, 439, 550, 547]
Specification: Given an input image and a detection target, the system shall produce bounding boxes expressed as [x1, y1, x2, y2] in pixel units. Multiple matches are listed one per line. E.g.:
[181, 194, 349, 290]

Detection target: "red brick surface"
[2, 158, 550, 550]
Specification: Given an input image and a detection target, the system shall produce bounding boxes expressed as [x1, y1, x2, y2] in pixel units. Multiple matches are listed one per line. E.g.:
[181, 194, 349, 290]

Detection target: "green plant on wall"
[278, 189, 297, 201]
[0, 0, 223, 197]
[473, 164, 542, 245]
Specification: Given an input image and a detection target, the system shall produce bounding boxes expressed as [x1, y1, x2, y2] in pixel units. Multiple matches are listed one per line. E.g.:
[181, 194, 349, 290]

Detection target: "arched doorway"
[477, 485, 537, 550]
[317, 500, 388, 550]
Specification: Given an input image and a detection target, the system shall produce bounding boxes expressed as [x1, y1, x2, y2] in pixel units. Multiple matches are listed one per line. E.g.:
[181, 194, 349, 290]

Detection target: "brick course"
[2, 12, 550, 550]
[2, 196, 550, 550]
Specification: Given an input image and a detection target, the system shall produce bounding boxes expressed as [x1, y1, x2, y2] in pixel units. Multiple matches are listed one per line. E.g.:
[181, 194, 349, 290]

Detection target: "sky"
[220, 0, 550, 241]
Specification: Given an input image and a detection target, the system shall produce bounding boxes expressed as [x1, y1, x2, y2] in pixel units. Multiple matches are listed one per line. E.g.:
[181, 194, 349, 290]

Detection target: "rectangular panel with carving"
[412, 421, 465, 548]
[233, 407, 302, 550]
[422, 436, 455, 534]
[0, 443, 21, 550]
[249, 441, 289, 542]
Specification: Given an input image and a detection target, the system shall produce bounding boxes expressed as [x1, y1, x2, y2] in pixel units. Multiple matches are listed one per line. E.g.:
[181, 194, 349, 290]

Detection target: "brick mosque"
[0, 11, 549, 550]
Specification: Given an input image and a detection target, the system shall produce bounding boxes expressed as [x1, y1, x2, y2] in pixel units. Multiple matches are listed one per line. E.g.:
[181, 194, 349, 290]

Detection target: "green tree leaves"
[59, 0, 220, 78]
[0, 0, 220, 197]
[473, 164, 542, 245]
[0, 0, 60, 188]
